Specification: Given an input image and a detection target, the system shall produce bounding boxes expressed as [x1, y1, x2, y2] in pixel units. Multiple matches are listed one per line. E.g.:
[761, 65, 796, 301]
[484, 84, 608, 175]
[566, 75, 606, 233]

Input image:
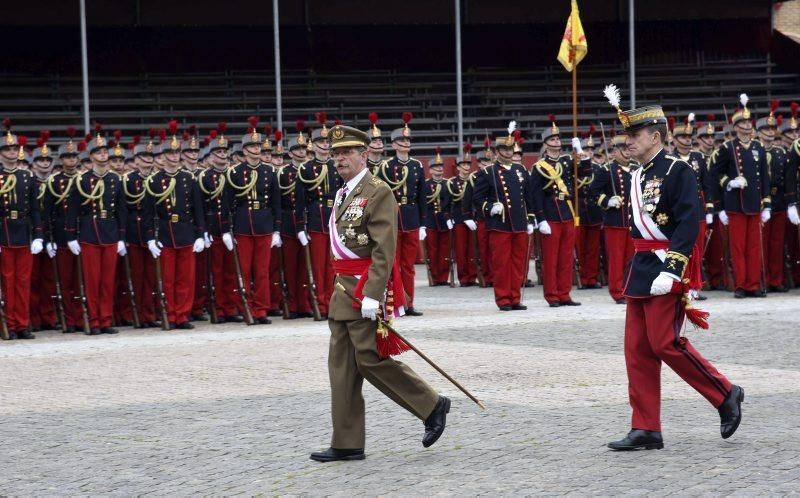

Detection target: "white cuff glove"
[30, 238, 44, 255]
[46, 242, 57, 259]
[571, 137, 583, 154]
[490, 203, 504, 216]
[68, 240, 81, 255]
[789, 205, 800, 226]
[760, 208, 771, 224]
[117, 240, 127, 256]
[192, 237, 205, 253]
[607, 196, 622, 209]
[705, 213, 714, 225]
[464, 219, 477, 231]
[446, 219, 454, 230]
[147, 239, 162, 259]
[650, 272, 679, 296]
[726, 177, 746, 191]
[527, 223, 534, 235]
[271, 232, 282, 248]
[418, 227, 427, 241]
[203, 232, 212, 248]
[222, 232, 234, 251]
[539, 220, 552, 235]
[718, 210, 729, 226]
[298, 231, 309, 247]
[360, 296, 379, 320]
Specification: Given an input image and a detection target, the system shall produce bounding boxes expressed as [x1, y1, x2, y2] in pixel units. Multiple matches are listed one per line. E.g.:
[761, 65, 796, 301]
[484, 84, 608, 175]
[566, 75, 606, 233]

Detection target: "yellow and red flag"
[557, 0, 588, 72]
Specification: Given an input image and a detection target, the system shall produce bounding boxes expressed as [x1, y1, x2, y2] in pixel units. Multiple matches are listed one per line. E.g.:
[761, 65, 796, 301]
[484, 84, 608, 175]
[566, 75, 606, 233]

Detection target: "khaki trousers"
[328, 318, 439, 449]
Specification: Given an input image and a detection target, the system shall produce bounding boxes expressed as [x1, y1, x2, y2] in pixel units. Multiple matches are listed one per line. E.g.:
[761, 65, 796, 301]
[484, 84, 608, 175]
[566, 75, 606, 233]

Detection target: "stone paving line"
[0, 266, 798, 495]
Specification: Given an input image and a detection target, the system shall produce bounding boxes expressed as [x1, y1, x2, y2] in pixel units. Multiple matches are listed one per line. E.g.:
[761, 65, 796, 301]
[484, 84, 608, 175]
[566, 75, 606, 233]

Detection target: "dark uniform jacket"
[677, 150, 713, 222]
[447, 174, 472, 224]
[759, 144, 790, 212]
[295, 158, 342, 233]
[589, 161, 634, 229]
[577, 160, 604, 226]
[44, 170, 79, 246]
[122, 170, 151, 246]
[423, 178, 451, 231]
[375, 157, 426, 231]
[227, 161, 281, 236]
[66, 170, 127, 246]
[0, 168, 43, 247]
[529, 154, 578, 223]
[786, 139, 800, 206]
[469, 161, 534, 233]
[623, 149, 699, 298]
[277, 163, 300, 236]
[142, 169, 205, 248]
[710, 138, 771, 215]
[197, 167, 231, 237]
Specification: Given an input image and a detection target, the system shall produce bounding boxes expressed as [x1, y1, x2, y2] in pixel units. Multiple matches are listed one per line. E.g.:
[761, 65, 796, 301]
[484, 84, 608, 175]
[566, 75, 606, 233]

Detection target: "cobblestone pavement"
[1, 266, 799, 495]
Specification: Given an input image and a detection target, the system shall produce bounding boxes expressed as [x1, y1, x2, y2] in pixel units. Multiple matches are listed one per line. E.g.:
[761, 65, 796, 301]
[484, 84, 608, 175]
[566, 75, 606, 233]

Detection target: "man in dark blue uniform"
[576, 131, 604, 289]
[423, 149, 452, 286]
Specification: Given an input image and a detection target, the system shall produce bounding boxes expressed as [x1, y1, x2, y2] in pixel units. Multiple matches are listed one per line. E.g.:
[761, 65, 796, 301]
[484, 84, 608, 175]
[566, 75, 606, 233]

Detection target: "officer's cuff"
[719, 175, 729, 189]
[762, 197, 772, 209]
[662, 250, 689, 280]
[597, 193, 607, 208]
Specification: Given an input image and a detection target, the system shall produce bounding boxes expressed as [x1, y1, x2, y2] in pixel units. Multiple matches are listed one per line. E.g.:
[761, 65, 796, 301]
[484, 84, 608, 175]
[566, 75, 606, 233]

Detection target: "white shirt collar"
[344, 168, 368, 193]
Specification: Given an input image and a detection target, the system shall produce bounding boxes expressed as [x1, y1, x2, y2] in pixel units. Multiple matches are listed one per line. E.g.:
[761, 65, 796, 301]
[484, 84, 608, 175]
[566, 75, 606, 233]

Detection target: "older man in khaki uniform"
[310, 125, 450, 462]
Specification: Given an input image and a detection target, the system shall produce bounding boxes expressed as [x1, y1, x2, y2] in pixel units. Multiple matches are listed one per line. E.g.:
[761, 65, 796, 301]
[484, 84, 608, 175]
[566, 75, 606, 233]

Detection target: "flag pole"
[571, 46, 580, 227]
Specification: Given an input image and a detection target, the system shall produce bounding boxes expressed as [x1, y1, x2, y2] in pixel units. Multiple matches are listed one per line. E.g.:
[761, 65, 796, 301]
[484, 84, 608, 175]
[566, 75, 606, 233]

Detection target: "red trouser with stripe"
[278, 235, 310, 314]
[705, 218, 727, 289]
[0, 246, 33, 331]
[56, 248, 81, 328]
[424, 229, 450, 284]
[159, 246, 195, 325]
[540, 221, 576, 303]
[80, 243, 118, 328]
[269, 246, 281, 311]
[476, 220, 493, 284]
[576, 224, 602, 287]
[727, 212, 762, 292]
[237, 234, 273, 318]
[625, 293, 732, 432]
[209, 240, 238, 317]
[309, 231, 335, 316]
[30, 252, 57, 328]
[489, 230, 527, 307]
[605, 227, 634, 301]
[762, 210, 786, 287]
[128, 245, 157, 323]
[113, 256, 131, 323]
[453, 224, 477, 285]
[193, 250, 208, 316]
[396, 229, 419, 308]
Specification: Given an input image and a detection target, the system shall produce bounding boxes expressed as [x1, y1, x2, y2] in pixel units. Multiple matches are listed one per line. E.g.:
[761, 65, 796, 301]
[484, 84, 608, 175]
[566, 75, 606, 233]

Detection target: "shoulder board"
[370, 176, 382, 186]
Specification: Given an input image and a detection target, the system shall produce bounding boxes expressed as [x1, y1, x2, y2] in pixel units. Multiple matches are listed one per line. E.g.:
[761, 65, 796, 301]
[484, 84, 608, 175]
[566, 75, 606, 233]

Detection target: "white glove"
[117, 240, 127, 256]
[192, 237, 205, 253]
[147, 239, 162, 259]
[203, 232, 212, 248]
[706, 213, 714, 225]
[418, 227, 427, 241]
[490, 202, 504, 216]
[571, 137, 583, 154]
[607, 196, 622, 208]
[760, 208, 771, 224]
[46, 242, 57, 259]
[464, 219, 477, 231]
[446, 219, 454, 230]
[718, 210, 729, 226]
[68, 240, 81, 255]
[527, 223, 534, 235]
[726, 177, 746, 191]
[539, 220, 552, 235]
[650, 272, 679, 296]
[30, 238, 43, 255]
[222, 232, 234, 251]
[298, 231, 309, 247]
[360, 296, 379, 320]
[271, 232, 282, 248]
[789, 205, 800, 226]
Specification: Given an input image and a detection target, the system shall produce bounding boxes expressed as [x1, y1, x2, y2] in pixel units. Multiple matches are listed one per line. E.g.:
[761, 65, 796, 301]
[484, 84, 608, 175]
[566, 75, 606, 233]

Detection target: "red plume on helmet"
[512, 129, 522, 140]
[66, 126, 76, 138]
[315, 112, 327, 125]
[133, 135, 141, 145]
[218, 121, 227, 134]
[188, 125, 197, 135]
[401, 112, 413, 124]
[148, 128, 156, 139]
[706, 113, 715, 122]
[667, 116, 676, 131]
[113, 129, 122, 141]
[295, 119, 305, 132]
[777, 115, 784, 127]
[334, 118, 342, 126]
[203, 137, 211, 146]
[128, 143, 135, 151]
[770, 99, 780, 115]
[167, 120, 178, 135]
[18, 135, 27, 147]
[369, 112, 379, 125]
[274, 130, 282, 142]
[182, 131, 190, 141]
[158, 128, 167, 142]
[588, 124, 596, 136]
[77, 140, 87, 152]
[484, 136, 491, 148]
[696, 121, 704, 130]
[3, 118, 10, 131]
[247, 116, 259, 130]
[108, 139, 117, 148]
[463, 142, 472, 153]
[791, 102, 799, 118]
[434, 146, 441, 154]
[548, 113, 556, 123]
[94, 122, 103, 133]
[209, 130, 218, 139]
[264, 125, 272, 136]
[85, 132, 93, 141]
[36, 137, 44, 148]
[40, 130, 51, 143]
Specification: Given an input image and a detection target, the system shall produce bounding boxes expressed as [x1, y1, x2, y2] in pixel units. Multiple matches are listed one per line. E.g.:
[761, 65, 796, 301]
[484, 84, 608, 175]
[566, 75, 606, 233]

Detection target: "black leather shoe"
[615, 298, 627, 305]
[591, 282, 603, 289]
[190, 313, 208, 322]
[168, 322, 177, 330]
[498, 305, 512, 311]
[5, 330, 17, 340]
[695, 293, 708, 301]
[256, 316, 272, 325]
[285, 312, 298, 320]
[511, 304, 527, 310]
[524, 279, 535, 288]
[768, 285, 789, 293]
[561, 300, 581, 306]
[116, 319, 132, 327]
[734, 288, 747, 298]
[101, 327, 119, 334]
[405, 308, 423, 316]
[746, 289, 766, 298]
[86, 328, 101, 336]
[225, 315, 245, 323]
[422, 395, 450, 448]
[607, 429, 664, 450]
[309, 447, 365, 462]
[63, 326, 76, 334]
[267, 309, 283, 317]
[297, 312, 314, 318]
[17, 329, 36, 340]
[176, 322, 195, 330]
[548, 301, 561, 308]
[718, 384, 744, 439]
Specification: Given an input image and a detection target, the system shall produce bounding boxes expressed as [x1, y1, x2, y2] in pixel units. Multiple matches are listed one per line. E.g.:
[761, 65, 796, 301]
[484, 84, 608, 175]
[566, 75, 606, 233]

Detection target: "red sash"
[332, 257, 406, 313]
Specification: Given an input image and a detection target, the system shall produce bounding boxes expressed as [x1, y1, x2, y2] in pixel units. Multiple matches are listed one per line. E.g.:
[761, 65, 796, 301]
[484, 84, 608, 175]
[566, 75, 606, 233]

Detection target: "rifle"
[122, 253, 141, 328]
[784, 235, 796, 289]
[572, 248, 582, 289]
[230, 233, 255, 325]
[533, 230, 544, 285]
[205, 249, 219, 324]
[50, 248, 67, 332]
[520, 233, 533, 303]
[472, 230, 485, 287]
[721, 225, 735, 291]
[153, 217, 170, 330]
[276, 243, 291, 319]
[73, 231, 92, 333]
[302, 233, 323, 321]
[447, 229, 456, 287]
[0, 256, 8, 340]
[420, 239, 434, 286]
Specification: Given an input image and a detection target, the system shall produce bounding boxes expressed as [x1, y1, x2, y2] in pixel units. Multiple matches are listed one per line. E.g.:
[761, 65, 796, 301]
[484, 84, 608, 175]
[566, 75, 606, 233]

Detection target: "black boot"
[225, 315, 244, 323]
[607, 429, 663, 450]
[405, 308, 423, 316]
[718, 384, 744, 439]
[17, 329, 36, 340]
[256, 316, 272, 325]
[511, 304, 527, 310]
[176, 322, 195, 330]
[101, 327, 119, 334]
[309, 447, 365, 462]
[422, 396, 450, 448]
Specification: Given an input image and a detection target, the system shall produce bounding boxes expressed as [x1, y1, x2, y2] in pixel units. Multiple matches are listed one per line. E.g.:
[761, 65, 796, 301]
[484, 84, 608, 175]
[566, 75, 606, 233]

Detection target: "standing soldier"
[260, 125, 273, 165]
[710, 95, 771, 298]
[530, 115, 581, 307]
[423, 148, 452, 286]
[602, 92, 743, 450]
[296, 113, 342, 319]
[108, 135, 134, 325]
[366, 113, 384, 175]
[468, 123, 535, 311]
[268, 131, 285, 316]
[375, 112, 425, 316]
[462, 140, 495, 287]
[696, 116, 727, 290]
[66, 126, 127, 335]
[142, 126, 206, 329]
[575, 128, 604, 289]
[590, 135, 635, 304]
[756, 103, 790, 292]
[448, 144, 478, 286]
[226, 124, 282, 324]
[0, 124, 44, 339]
[30, 133, 59, 331]
[783, 104, 800, 286]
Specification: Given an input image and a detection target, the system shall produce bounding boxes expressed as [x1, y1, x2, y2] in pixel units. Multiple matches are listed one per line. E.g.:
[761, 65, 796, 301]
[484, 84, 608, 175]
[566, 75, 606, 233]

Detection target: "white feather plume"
[603, 84, 621, 109]
[739, 93, 749, 108]
[507, 120, 517, 135]
[688, 112, 695, 123]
